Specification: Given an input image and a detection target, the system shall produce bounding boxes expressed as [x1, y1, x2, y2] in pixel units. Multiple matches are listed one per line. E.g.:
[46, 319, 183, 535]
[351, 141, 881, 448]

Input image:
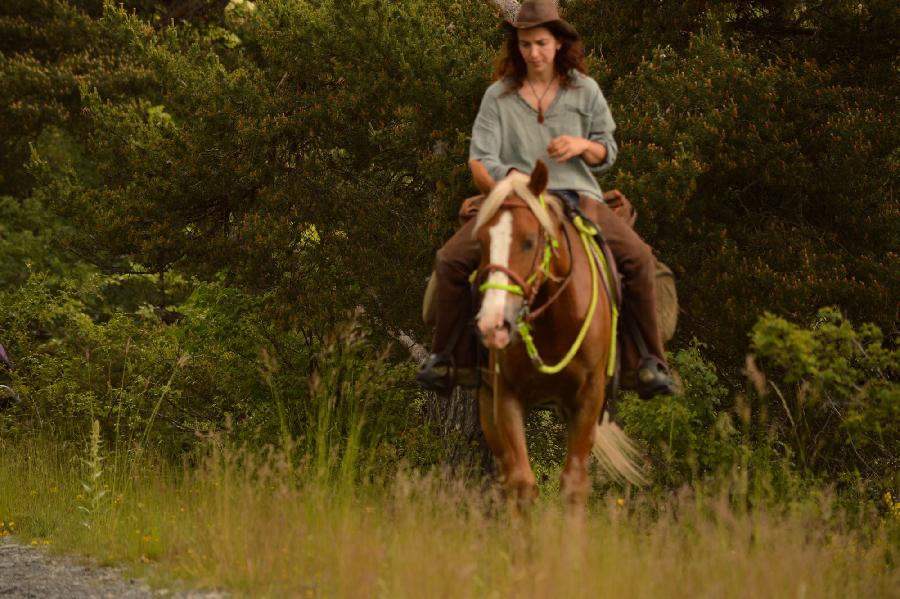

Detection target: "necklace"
[526, 77, 554, 124]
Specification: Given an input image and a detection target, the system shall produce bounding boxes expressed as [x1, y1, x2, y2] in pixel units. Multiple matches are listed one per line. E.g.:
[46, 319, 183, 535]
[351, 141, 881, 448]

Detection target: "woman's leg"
[418, 218, 482, 389]
[578, 197, 672, 396]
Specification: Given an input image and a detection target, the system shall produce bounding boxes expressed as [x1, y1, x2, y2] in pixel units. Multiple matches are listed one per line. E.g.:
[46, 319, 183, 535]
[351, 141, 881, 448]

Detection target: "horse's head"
[473, 161, 560, 350]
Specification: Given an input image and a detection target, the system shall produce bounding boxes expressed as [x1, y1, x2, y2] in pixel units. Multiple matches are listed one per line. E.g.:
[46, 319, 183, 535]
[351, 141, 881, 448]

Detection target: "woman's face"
[517, 26, 562, 77]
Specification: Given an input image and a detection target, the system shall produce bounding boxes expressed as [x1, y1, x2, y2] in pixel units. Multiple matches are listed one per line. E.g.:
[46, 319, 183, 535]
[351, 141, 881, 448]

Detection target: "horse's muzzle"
[482, 323, 510, 350]
[477, 287, 522, 351]
[478, 315, 520, 350]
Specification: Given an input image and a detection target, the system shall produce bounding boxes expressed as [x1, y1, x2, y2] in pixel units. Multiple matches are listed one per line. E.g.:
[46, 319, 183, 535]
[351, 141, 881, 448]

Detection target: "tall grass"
[0, 431, 896, 598]
[0, 314, 895, 597]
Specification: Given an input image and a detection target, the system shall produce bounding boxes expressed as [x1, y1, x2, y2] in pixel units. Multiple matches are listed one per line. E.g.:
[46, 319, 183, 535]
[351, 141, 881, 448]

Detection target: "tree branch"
[486, 0, 520, 21]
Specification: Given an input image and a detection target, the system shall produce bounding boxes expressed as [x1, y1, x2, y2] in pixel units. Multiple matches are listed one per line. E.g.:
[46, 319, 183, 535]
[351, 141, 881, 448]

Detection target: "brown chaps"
[431, 195, 666, 374]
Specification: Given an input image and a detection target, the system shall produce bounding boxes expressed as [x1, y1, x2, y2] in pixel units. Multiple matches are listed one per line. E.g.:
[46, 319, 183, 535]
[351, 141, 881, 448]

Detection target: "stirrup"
[416, 353, 454, 392]
[635, 356, 675, 399]
[416, 354, 480, 392]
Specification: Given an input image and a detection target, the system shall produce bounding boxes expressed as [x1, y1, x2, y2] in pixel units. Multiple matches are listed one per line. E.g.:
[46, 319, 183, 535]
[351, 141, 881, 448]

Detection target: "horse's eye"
[522, 238, 535, 251]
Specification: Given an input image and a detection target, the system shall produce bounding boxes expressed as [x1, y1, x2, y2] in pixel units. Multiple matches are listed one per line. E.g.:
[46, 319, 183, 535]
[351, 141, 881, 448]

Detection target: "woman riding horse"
[418, 0, 674, 399]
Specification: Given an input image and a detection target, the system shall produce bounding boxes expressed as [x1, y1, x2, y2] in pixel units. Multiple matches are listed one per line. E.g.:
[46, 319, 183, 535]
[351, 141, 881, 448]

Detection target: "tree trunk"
[394, 328, 494, 475]
[425, 387, 495, 476]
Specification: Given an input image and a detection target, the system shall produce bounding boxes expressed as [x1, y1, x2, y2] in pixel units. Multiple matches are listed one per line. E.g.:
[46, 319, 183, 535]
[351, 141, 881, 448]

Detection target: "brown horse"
[473, 161, 644, 507]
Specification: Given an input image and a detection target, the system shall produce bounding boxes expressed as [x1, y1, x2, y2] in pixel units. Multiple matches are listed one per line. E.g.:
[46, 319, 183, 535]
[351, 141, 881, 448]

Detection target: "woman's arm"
[546, 82, 617, 171]
[546, 136, 607, 165]
[584, 87, 617, 174]
[469, 87, 512, 183]
[468, 159, 496, 194]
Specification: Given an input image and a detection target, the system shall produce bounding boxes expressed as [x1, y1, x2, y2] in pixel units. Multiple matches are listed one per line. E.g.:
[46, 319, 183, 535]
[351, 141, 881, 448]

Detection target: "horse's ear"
[529, 160, 549, 196]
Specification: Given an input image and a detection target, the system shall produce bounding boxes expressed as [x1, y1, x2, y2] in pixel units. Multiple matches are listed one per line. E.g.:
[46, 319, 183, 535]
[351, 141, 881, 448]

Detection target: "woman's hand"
[547, 135, 608, 165]
[547, 135, 588, 162]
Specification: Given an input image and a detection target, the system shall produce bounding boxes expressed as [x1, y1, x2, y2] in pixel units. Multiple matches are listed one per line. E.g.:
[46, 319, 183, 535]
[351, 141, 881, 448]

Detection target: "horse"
[472, 161, 645, 507]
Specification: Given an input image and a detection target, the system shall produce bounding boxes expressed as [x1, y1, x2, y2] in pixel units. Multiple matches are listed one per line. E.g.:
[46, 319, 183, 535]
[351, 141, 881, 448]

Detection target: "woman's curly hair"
[494, 22, 587, 91]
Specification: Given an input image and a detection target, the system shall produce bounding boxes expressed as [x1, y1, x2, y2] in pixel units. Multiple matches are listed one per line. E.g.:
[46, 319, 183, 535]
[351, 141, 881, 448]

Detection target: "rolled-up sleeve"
[586, 88, 618, 175]
[469, 90, 510, 183]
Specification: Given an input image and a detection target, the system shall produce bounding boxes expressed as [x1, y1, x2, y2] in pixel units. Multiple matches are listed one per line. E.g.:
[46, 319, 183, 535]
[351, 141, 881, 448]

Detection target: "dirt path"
[0, 538, 224, 598]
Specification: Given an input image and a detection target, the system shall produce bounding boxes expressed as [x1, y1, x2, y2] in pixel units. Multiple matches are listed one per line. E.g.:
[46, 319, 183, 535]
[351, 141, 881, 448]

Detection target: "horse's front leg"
[497, 392, 536, 509]
[478, 375, 505, 472]
[484, 371, 535, 509]
[478, 357, 536, 508]
[561, 372, 607, 507]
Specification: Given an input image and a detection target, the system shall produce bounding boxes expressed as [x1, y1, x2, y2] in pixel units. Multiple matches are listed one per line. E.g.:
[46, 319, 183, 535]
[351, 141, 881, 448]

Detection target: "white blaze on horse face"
[479, 211, 518, 349]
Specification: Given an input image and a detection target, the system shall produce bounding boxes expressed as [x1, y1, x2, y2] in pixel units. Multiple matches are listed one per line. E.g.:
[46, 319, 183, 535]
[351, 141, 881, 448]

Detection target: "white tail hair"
[592, 412, 647, 486]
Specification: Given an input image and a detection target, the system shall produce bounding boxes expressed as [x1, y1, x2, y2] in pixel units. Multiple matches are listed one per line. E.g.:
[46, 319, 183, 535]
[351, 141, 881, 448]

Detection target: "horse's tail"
[592, 412, 647, 486]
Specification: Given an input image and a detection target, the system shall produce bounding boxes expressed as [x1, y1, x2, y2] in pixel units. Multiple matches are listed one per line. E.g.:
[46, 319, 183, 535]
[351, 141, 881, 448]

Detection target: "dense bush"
[749, 308, 899, 487]
[21, 0, 499, 336]
[608, 32, 898, 368]
[0, 195, 91, 288]
[6, 1, 896, 359]
[619, 343, 738, 486]
[616, 311, 898, 493]
[0, 275, 435, 473]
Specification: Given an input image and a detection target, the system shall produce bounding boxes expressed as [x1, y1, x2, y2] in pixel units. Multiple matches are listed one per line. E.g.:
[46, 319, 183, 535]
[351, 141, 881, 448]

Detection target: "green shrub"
[610, 32, 899, 369]
[0, 275, 434, 475]
[749, 308, 899, 487]
[618, 342, 738, 486]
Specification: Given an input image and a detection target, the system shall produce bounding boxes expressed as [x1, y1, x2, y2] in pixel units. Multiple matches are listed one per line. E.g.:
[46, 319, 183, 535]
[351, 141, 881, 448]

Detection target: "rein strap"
[517, 214, 617, 376]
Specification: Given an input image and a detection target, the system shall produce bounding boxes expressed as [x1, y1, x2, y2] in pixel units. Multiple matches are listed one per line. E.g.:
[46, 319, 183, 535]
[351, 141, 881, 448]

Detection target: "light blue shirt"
[469, 72, 618, 200]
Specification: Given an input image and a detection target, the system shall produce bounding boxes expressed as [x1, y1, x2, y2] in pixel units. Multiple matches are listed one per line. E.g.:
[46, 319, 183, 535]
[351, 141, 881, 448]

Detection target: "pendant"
[537, 108, 544, 124]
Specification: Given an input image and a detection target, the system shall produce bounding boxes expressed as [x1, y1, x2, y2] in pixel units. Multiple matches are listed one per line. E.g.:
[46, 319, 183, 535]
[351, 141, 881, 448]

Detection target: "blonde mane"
[472, 172, 563, 240]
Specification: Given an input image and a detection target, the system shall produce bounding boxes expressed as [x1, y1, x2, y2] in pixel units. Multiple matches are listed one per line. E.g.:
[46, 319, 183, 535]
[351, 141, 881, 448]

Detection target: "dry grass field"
[1, 435, 897, 598]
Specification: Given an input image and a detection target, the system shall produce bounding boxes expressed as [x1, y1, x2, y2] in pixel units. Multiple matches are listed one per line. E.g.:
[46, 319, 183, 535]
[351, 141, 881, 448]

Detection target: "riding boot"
[417, 218, 482, 391]
[577, 196, 674, 398]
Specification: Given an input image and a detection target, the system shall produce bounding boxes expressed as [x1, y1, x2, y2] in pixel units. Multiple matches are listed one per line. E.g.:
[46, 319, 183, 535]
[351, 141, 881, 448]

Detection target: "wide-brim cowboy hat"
[504, 0, 579, 40]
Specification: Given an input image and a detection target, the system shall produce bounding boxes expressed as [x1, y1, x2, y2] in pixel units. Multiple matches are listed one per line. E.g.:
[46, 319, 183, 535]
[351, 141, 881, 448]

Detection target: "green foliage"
[1, 275, 189, 444]
[619, 310, 897, 492]
[572, 0, 899, 89]
[619, 342, 738, 485]
[9, 0, 897, 365]
[0, 275, 435, 473]
[749, 308, 899, 484]
[17, 0, 499, 335]
[0, 0, 158, 196]
[609, 31, 899, 367]
[0, 195, 92, 287]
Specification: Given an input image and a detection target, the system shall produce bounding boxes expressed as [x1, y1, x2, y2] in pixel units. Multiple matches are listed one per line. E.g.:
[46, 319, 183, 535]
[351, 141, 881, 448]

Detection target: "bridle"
[476, 195, 575, 326]
[475, 193, 619, 376]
